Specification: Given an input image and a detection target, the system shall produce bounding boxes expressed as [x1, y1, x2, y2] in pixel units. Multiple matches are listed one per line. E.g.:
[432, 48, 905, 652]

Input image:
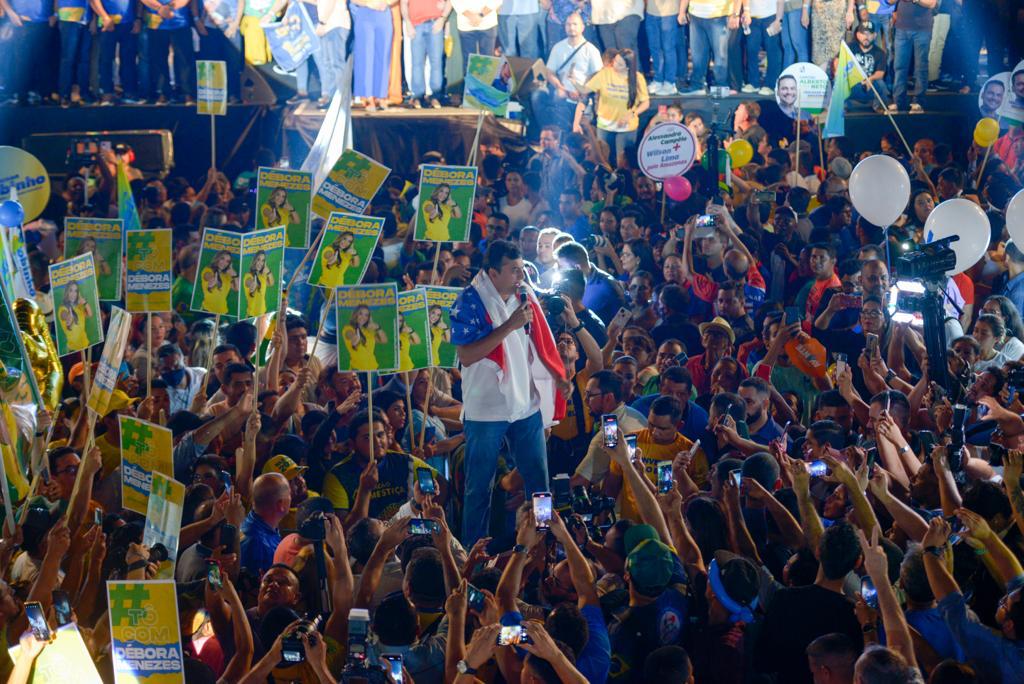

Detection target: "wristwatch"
[457, 660, 479, 675]
[885, 369, 897, 382]
[570, 321, 584, 333]
[512, 543, 528, 555]
[924, 545, 945, 558]
[898, 444, 912, 455]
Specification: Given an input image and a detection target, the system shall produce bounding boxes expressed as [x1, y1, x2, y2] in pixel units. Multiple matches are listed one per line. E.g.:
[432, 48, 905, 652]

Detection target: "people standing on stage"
[0, 0, 53, 105]
[591, 0, 642, 56]
[679, 0, 733, 95]
[57, 0, 94, 106]
[142, 0, 196, 104]
[195, 0, 243, 104]
[314, 0, 351, 106]
[530, 11, 602, 132]
[497, 0, 541, 59]
[351, 0, 397, 110]
[645, 0, 681, 96]
[450, 0, 500, 61]
[400, 0, 449, 108]
[92, 0, 141, 104]
[889, 0, 936, 115]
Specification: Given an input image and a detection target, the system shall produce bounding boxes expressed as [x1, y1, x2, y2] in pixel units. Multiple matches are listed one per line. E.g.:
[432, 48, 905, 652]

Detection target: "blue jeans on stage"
[148, 27, 194, 98]
[645, 13, 678, 84]
[848, 78, 889, 105]
[462, 411, 549, 547]
[781, 8, 808, 67]
[689, 15, 729, 89]
[318, 27, 349, 98]
[498, 11, 541, 58]
[459, 27, 497, 62]
[58, 21, 91, 98]
[411, 21, 444, 98]
[598, 127, 637, 167]
[198, 27, 242, 98]
[98, 23, 138, 96]
[893, 27, 930, 108]
[746, 16, 782, 87]
[675, 16, 690, 85]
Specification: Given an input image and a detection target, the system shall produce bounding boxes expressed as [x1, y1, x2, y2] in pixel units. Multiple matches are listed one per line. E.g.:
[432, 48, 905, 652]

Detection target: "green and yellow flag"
[824, 42, 868, 139]
[118, 159, 142, 238]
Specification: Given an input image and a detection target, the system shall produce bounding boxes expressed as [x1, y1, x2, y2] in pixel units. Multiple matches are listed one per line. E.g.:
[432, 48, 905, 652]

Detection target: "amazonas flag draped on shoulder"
[823, 42, 869, 139]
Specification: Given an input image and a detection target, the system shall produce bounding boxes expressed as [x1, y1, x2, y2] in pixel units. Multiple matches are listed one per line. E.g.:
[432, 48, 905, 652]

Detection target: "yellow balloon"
[728, 139, 754, 168]
[974, 117, 1000, 147]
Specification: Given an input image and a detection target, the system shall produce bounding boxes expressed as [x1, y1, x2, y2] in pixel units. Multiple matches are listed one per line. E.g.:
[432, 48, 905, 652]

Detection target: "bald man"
[240, 472, 292, 576]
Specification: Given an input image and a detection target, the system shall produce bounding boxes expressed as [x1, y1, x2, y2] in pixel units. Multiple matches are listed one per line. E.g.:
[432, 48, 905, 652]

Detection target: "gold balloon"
[14, 298, 63, 413]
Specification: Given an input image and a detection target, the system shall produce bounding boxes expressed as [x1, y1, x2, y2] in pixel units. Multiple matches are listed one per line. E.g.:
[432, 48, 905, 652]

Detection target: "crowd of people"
[0, 0, 1022, 111]
[5, 14, 1024, 681]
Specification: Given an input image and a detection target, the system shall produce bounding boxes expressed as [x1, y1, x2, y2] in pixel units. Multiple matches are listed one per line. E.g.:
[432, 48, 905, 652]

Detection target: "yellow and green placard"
[308, 212, 383, 288]
[336, 283, 399, 372]
[49, 253, 104, 356]
[126, 228, 173, 312]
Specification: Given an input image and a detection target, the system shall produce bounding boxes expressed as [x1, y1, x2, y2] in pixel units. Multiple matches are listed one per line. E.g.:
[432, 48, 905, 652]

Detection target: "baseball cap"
[829, 157, 854, 180]
[68, 362, 86, 385]
[262, 454, 308, 480]
[698, 316, 736, 344]
[624, 524, 675, 594]
[105, 389, 140, 416]
[855, 21, 876, 34]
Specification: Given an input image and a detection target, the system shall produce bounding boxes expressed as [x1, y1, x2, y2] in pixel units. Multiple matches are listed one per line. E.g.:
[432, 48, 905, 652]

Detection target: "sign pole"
[211, 115, 216, 170]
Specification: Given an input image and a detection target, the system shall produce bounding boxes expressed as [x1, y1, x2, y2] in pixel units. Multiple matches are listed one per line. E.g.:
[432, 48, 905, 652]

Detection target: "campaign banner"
[197, 60, 227, 115]
[4, 224, 34, 298]
[308, 212, 382, 289]
[312, 149, 390, 219]
[239, 227, 285, 320]
[6, 624, 103, 684]
[336, 283, 399, 372]
[64, 217, 123, 301]
[86, 307, 132, 417]
[49, 253, 103, 356]
[191, 228, 241, 317]
[126, 229, 173, 312]
[423, 286, 459, 368]
[143, 472, 185, 580]
[637, 122, 698, 180]
[107, 580, 185, 684]
[463, 54, 514, 117]
[256, 167, 313, 248]
[397, 289, 431, 372]
[997, 60, 1024, 126]
[0, 146, 50, 222]
[263, 1, 319, 72]
[120, 416, 174, 515]
[775, 62, 831, 120]
[414, 164, 478, 243]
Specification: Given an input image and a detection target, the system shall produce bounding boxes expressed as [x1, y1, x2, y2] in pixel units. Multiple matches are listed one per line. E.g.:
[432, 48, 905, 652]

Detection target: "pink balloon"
[664, 176, 692, 202]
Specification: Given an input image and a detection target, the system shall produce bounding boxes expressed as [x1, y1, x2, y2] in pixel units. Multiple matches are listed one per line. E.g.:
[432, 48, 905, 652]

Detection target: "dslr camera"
[280, 618, 321, 665]
[299, 510, 328, 542]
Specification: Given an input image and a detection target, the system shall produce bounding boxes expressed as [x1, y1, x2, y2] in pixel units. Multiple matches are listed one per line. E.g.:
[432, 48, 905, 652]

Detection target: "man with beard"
[716, 282, 755, 345]
[739, 377, 787, 446]
[548, 314, 604, 476]
[574, 370, 648, 489]
[631, 365, 708, 444]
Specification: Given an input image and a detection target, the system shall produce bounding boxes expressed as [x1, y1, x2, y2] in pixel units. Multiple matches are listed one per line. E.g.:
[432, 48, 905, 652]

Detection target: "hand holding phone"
[24, 601, 51, 642]
[657, 461, 674, 493]
[533, 492, 552, 530]
[416, 467, 436, 495]
[207, 561, 223, 589]
[602, 414, 619, 448]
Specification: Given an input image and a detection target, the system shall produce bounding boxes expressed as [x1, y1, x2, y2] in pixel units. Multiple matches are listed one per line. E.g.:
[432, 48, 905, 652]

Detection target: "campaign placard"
[86, 307, 132, 417]
[120, 416, 174, 515]
[335, 283, 399, 372]
[463, 54, 515, 116]
[312, 149, 390, 219]
[126, 229, 173, 312]
[414, 164, 478, 243]
[143, 472, 185, 580]
[775, 62, 831, 120]
[196, 59, 227, 115]
[398, 288, 431, 372]
[64, 217, 123, 301]
[308, 212, 382, 288]
[239, 226, 285, 320]
[997, 60, 1024, 126]
[263, 0, 319, 72]
[107, 580, 185, 684]
[49, 253, 103, 356]
[191, 228, 241, 317]
[256, 167, 313, 248]
[637, 122, 698, 180]
[423, 285, 459, 368]
[6, 624, 102, 684]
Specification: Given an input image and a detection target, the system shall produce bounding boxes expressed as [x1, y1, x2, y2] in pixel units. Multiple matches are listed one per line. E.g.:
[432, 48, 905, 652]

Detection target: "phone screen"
[730, 469, 742, 487]
[784, 306, 802, 323]
[497, 624, 529, 646]
[602, 414, 619, 448]
[533, 492, 552, 530]
[625, 434, 638, 463]
[467, 585, 485, 612]
[25, 601, 51, 642]
[808, 460, 828, 478]
[207, 561, 222, 589]
[695, 214, 716, 229]
[52, 591, 72, 626]
[94, 508, 104, 526]
[657, 462, 673, 493]
[409, 518, 438, 536]
[384, 654, 403, 683]
[861, 576, 878, 609]
[349, 611, 369, 661]
[416, 467, 436, 495]
[866, 332, 879, 356]
[835, 352, 848, 376]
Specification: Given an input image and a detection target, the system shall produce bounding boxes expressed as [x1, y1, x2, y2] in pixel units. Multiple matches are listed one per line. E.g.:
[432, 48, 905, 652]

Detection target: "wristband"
[126, 558, 149, 571]
[924, 545, 945, 558]
[570, 322, 584, 333]
[512, 543, 528, 555]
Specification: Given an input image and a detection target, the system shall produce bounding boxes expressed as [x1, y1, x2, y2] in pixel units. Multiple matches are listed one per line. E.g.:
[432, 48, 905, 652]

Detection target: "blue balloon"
[0, 200, 24, 227]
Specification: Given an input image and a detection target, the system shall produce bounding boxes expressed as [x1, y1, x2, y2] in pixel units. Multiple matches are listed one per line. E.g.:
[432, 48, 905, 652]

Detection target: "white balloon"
[1007, 189, 1024, 245]
[849, 155, 911, 227]
[924, 198, 991, 276]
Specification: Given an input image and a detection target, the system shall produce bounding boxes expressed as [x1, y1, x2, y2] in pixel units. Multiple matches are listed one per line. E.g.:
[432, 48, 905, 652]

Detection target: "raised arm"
[859, 528, 917, 668]
[548, 510, 599, 607]
[788, 458, 824, 549]
[353, 517, 410, 609]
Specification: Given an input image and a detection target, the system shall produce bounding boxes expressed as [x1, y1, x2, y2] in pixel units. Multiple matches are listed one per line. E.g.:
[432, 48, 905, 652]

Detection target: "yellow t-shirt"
[687, 0, 732, 18]
[423, 203, 453, 241]
[342, 324, 378, 370]
[201, 267, 231, 314]
[430, 323, 447, 364]
[585, 67, 649, 133]
[399, 329, 414, 372]
[244, 272, 269, 317]
[609, 429, 708, 521]
[321, 246, 353, 287]
[59, 303, 90, 351]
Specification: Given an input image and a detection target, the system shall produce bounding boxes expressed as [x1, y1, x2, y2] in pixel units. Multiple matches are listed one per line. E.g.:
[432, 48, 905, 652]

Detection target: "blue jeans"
[318, 27, 349, 98]
[689, 15, 729, 88]
[462, 411, 549, 547]
[597, 127, 637, 167]
[645, 13, 678, 84]
[198, 27, 242, 98]
[596, 14, 640, 55]
[137, 26, 150, 98]
[58, 21, 91, 98]
[98, 23, 138, 96]
[147, 27, 194, 98]
[893, 27, 930, 108]
[459, 27, 497, 61]
[410, 21, 444, 98]
[848, 78, 889, 105]
[781, 8, 808, 67]
[746, 16, 782, 87]
[497, 11, 541, 58]
[675, 15, 690, 85]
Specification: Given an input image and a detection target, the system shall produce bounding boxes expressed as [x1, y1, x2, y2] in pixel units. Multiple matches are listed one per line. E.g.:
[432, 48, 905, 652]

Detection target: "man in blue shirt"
[141, 0, 195, 103]
[631, 365, 709, 444]
[240, 472, 291, 576]
[556, 241, 625, 328]
[92, 0, 141, 104]
[0, 0, 53, 104]
[558, 188, 592, 243]
[1001, 240, 1024, 320]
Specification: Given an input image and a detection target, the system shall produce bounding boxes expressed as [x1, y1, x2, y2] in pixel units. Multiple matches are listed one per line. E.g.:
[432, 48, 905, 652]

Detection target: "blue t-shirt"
[9, 0, 52, 22]
[98, 0, 134, 24]
[239, 510, 281, 576]
[57, 0, 90, 22]
[578, 604, 611, 684]
[905, 607, 964, 663]
[144, 0, 189, 30]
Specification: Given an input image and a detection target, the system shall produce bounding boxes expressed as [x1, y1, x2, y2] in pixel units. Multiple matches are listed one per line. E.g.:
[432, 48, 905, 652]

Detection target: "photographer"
[555, 241, 626, 329]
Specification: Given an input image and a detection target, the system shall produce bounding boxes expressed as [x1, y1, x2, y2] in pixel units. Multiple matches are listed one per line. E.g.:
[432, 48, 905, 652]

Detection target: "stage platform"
[0, 90, 982, 184]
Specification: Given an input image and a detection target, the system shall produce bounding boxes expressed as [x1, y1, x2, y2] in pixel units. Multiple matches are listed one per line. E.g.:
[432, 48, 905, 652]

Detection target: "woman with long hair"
[342, 305, 387, 369]
[58, 282, 92, 350]
[428, 304, 449, 365]
[398, 312, 422, 372]
[260, 188, 300, 230]
[201, 250, 238, 315]
[620, 239, 659, 282]
[981, 295, 1024, 343]
[321, 231, 359, 287]
[75, 237, 112, 277]
[573, 48, 650, 167]
[243, 250, 274, 317]
[422, 183, 462, 241]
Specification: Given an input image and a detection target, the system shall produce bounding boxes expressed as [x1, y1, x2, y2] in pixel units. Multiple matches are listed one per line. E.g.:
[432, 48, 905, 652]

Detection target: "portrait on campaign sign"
[423, 285, 459, 368]
[336, 283, 399, 372]
[239, 226, 285, 320]
[49, 253, 103, 356]
[256, 167, 313, 248]
[126, 229, 173, 312]
[997, 60, 1024, 125]
[312, 149, 391, 219]
[463, 54, 515, 116]
[398, 289, 431, 372]
[414, 164, 478, 243]
[191, 228, 241, 317]
[776, 62, 831, 120]
[307, 212, 383, 288]
[64, 217, 123, 301]
[980, 72, 1010, 119]
[107, 580, 185, 684]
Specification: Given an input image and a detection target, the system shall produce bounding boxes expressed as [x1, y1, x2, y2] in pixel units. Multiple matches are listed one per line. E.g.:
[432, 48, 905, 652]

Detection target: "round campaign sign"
[637, 122, 698, 180]
[997, 60, 1024, 126]
[0, 146, 50, 223]
[979, 72, 1010, 119]
[775, 62, 831, 121]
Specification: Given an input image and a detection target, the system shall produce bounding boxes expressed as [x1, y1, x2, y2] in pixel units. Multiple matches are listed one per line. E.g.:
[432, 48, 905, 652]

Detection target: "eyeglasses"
[55, 465, 79, 476]
[860, 309, 884, 318]
[584, 390, 607, 400]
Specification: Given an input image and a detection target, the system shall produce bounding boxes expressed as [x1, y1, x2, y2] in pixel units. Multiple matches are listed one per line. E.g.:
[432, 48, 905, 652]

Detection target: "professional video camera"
[894, 236, 959, 282]
[298, 510, 328, 541]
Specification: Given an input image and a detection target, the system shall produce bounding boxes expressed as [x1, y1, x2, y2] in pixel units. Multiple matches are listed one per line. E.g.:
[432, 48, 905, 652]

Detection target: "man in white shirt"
[497, 0, 541, 58]
[591, 0, 642, 54]
[450, 240, 565, 546]
[529, 11, 602, 132]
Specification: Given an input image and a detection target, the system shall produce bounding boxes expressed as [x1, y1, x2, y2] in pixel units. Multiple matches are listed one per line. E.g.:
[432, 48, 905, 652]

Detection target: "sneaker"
[758, 86, 773, 96]
[661, 84, 680, 96]
[409, 97, 422, 109]
[316, 96, 330, 109]
[428, 97, 441, 109]
[909, 102, 923, 114]
[121, 95, 144, 104]
[887, 103, 898, 112]
[648, 81, 663, 95]
[685, 87, 707, 95]
[741, 83, 756, 93]
[100, 93, 115, 106]
[155, 95, 169, 106]
[184, 96, 196, 106]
